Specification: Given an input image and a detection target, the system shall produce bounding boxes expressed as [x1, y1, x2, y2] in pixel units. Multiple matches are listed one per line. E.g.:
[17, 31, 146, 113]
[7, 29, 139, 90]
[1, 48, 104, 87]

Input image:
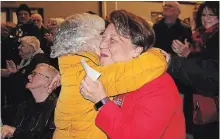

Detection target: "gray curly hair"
[50, 13, 105, 58]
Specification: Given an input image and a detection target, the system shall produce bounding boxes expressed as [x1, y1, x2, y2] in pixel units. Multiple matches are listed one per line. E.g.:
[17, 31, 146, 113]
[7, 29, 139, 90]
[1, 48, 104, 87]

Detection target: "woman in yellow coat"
[50, 13, 167, 139]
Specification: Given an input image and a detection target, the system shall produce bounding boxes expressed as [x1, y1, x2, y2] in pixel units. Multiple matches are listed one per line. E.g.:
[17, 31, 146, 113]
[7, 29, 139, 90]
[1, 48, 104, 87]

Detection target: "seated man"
[50, 12, 168, 139]
[1, 63, 58, 139]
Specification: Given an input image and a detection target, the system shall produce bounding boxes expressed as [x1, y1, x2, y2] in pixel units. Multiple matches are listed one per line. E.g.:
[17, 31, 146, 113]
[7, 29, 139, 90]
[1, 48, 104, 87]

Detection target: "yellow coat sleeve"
[97, 48, 167, 96]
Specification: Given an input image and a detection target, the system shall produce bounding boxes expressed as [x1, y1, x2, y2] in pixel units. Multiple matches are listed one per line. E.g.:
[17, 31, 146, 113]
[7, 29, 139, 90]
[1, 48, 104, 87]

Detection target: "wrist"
[94, 97, 110, 111]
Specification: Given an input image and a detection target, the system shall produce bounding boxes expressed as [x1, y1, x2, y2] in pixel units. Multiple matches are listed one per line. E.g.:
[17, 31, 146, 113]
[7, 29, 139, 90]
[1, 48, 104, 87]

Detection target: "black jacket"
[11, 93, 57, 139]
[8, 53, 51, 105]
[168, 29, 219, 96]
[153, 18, 192, 55]
[168, 56, 218, 97]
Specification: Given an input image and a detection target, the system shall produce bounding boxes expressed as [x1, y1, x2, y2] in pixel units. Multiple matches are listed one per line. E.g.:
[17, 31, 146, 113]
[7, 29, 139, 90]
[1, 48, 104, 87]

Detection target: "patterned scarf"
[190, 23, 219, 52]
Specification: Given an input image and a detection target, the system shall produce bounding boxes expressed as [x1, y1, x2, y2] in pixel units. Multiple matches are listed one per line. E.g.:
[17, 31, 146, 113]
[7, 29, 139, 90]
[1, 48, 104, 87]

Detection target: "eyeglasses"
[201, 14, 217, 18]
[30, 71, 49, 79]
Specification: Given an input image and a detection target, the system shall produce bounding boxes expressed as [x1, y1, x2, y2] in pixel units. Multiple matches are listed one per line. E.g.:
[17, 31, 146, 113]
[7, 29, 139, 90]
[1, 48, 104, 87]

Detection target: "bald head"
[163, 1, 181, 18]
[31, 13, 43, 28]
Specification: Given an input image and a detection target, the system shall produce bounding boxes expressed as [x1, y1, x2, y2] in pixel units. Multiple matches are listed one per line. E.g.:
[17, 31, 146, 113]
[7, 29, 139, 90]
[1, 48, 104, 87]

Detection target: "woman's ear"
[29, 47, 34, 53]
[133, 46, 143, 58]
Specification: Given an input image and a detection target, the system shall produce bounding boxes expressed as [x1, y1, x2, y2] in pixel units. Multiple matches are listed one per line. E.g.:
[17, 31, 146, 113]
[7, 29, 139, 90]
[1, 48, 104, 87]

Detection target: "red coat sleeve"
[95, 84, 182, 139]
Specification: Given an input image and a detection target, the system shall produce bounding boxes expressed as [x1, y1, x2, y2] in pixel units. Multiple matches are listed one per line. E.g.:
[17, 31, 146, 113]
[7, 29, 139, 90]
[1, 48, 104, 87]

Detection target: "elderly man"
[153, 1, 192, 55]
[31, 13, 50, 55]
[7, 4, 41, 65]
[1, 63, 58, 139]
[50, 12, 168, 139]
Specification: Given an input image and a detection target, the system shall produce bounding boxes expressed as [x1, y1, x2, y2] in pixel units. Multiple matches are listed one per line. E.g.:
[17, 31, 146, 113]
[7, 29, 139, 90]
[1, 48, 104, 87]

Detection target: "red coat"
[96, 73, 186, 139]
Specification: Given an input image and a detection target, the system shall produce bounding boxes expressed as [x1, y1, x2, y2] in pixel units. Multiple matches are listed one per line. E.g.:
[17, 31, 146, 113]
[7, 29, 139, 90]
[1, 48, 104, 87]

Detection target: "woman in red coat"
[80, 10, 185, 139]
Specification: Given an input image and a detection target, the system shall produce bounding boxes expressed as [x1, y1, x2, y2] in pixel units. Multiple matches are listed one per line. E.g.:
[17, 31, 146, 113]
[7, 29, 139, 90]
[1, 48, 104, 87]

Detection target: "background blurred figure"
[153, 1, 192, 54]
[1, 63, 58, 139]
[182, 17, 191, 26]
[7, 4, 41, 65]
[1, 36, 52, 125]
[45, 17, 64, 31]
[44, 18, 64, 55]
[169, 2, 219, 139]
[31, 13, 50, 56]
[1, 22, 16, 68]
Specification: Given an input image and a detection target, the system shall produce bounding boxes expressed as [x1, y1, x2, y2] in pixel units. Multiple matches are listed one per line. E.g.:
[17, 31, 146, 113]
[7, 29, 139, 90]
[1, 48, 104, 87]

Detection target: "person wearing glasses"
[169, 2, 219, 139]
[1, 36, 52, 104]
[1, 36, 52, 125]
[1, 63, 58, 139]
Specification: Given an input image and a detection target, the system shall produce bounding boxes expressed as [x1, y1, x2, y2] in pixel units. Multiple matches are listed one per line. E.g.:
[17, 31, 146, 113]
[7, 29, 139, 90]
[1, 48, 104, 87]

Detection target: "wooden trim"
[99, 1, 102, 17]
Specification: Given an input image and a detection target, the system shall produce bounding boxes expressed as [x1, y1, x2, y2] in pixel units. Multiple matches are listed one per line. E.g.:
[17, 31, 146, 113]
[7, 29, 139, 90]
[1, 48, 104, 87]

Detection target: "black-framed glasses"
[30, 71, 49, 79]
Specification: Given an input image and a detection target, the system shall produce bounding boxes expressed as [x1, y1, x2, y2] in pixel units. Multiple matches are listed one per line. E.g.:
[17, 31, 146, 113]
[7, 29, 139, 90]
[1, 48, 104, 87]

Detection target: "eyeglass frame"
[30, 71, 49, 79]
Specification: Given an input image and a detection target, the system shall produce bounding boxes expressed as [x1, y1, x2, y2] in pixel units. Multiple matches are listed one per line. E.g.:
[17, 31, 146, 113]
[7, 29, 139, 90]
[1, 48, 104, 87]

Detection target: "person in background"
[44, 18, 64, 55]
[31, 13, 50, 56]
[1, 63, 58, 139]
[45, 17, 64, 31]
[8, 4, 41, 65]
[80, 10, 185, 139]
[182, 17, 191, 27]
[49, 12, 168, 139]
[169, 1, 219, 139]
[1, 36, 52, 125]
[153, 1, 192, 54]
[1, 22, 16, 68]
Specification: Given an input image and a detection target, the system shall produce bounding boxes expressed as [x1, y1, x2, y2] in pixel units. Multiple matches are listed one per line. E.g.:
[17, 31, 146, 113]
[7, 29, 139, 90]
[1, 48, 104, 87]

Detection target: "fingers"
[80, 80, 90, 99]
[184, 39, 188, 45]
[1, 128, 10, 139]
[173, 40, 183, 46]
[48, 73, 61, 93]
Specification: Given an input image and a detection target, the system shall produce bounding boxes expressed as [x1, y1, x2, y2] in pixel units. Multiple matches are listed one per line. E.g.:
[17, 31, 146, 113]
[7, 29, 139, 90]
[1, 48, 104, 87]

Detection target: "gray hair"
[50, 13, 105, 58]
[20, 36, 40, 51]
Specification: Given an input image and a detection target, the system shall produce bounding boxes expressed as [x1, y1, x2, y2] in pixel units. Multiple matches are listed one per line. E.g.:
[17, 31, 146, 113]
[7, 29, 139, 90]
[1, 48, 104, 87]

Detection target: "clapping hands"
[6, 60, 18, 73]
[172, 39, 191, 57]
[1, 125, 16, 139]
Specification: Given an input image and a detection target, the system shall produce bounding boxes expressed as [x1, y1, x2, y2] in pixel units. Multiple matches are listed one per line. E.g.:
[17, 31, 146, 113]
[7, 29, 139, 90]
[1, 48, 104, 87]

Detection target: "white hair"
[50, 13, 105, 58]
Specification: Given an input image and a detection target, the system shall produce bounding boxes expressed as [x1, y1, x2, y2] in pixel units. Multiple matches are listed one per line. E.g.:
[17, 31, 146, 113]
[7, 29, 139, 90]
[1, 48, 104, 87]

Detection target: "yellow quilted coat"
[53, 48, 167, 139]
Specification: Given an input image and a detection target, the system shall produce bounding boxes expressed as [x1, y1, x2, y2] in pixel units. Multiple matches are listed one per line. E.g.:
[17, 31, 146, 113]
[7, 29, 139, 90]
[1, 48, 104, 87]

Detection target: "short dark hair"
[196, 1, 219, 28]
[109, 9, 155, 51]
[16, 4, 31, 16]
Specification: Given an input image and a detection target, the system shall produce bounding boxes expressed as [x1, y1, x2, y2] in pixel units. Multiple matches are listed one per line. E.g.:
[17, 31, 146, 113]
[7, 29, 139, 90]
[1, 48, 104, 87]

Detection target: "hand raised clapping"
[171, 39, 191, 57]
[6, 60, 18, 73]
[1, 125, 16, 139]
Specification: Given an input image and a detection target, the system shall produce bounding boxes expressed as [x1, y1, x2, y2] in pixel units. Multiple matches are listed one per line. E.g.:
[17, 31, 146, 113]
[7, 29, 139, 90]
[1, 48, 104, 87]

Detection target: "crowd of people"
[1, 1, 219, 139]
